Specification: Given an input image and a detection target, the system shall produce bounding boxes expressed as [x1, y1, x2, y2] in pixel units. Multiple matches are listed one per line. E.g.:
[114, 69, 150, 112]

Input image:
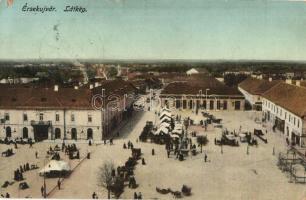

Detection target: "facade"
[0, 80, 137, 141]
[160, 78, 245, 111]
[262, 83, 306, 147]
[238, 77, 281, 110]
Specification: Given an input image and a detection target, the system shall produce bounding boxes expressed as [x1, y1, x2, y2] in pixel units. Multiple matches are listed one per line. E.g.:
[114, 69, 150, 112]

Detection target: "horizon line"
[1, 58, 306, 64]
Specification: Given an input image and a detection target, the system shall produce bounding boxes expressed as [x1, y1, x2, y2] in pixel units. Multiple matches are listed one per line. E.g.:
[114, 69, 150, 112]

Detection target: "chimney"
[74, 86, 79, 90]
[296, 80, 301, 87]
[89, 84, 93, 89]
[54, 85, 59, 92]
[269, 77, 272, 82]
[285, 79, 292, 85]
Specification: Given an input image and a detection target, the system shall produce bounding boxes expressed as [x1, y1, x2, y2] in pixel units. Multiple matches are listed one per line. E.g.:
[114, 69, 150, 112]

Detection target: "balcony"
[30, 120, 52, 126]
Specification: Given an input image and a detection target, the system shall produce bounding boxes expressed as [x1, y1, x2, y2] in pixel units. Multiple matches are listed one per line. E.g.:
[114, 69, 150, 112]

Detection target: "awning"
[39, 160, 70, 174]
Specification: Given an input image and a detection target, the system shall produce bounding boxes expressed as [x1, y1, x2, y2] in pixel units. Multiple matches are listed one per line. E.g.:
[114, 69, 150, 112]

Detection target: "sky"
[0, 0, 306, 61]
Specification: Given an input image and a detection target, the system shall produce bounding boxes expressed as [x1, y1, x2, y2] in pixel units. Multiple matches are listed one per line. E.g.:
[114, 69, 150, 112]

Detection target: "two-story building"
[0, 79, 137, 141]
[262, 82, 306, 147]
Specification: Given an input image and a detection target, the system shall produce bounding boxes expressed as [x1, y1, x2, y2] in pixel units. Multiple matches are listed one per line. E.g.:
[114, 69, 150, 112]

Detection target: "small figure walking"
[35, 151, 38, 159]
[41, 186, 44, 197]
[204, 154, 207, 162]
[134, 192, 138, 199]
[92, 192, 96, 199]
[152, 148, 155, 156]
[57, 179, 61, 190]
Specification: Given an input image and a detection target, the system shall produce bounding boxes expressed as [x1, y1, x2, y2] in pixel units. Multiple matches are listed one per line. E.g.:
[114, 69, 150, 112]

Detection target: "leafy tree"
[97, 161, 115, 199]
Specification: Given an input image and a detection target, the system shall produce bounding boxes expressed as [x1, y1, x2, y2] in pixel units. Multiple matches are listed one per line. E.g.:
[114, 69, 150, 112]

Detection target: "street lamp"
[43, 156, 48, 198]
[101, 88, 105, 140]
[206, 89, 210, 110]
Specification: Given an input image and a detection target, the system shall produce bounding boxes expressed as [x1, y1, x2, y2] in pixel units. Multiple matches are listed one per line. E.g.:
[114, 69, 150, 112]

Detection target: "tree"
[97, 161, 115, 199]
[107, 67, 118, 78]
[197, 135, 208, 153]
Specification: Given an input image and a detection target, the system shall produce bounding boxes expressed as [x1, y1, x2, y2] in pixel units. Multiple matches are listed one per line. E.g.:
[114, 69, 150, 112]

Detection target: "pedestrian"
[41, 186, 44, 196]
[57, 179, 61, 190]
[35, 151, 38, 159]
[14, 142, 18, 149]
[92, 192, 96, 199]
[5, 193, 10, 198]
[152, 148, 155, 156]
[134, 192, 138, 199]
[138, 192, 142, 199]
[142, 158, 146, 165]
[204, 154, 207, 162]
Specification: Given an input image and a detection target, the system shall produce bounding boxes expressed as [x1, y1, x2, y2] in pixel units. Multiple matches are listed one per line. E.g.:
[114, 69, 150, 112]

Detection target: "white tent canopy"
[160, 115, 172, 121]
[160, 122, 171, 128]
[172, 129, 183, 135]
[159, 111, 172, 119]
[170, 134, 180, 138]
[161, 107, 171, 113]
[154, 126, 169, 135]
[39, 160, 70, 174]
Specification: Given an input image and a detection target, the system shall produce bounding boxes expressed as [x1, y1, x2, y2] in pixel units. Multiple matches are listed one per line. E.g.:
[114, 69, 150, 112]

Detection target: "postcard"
[0, 0, 306, 199]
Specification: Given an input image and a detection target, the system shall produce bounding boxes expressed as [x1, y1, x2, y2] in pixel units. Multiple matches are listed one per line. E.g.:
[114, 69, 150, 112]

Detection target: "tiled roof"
[238, 78, 282, 95]
[262, 83, 306, 118]
[0, 80, 137, 110]
[161, 77, 242, 96]
[0, 87, 92, 110]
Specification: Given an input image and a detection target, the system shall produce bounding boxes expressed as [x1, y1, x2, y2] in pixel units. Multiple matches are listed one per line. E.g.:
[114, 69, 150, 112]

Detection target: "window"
[4, 113, 9, 121]
[23, 114, 28, 121]
[298, 120, 300, 128]
[39, 113, 44, 121]
[294, 117, 296, 125]
[285, 112, 287, 119]
[217, 100, 221, 110]
[71, 114, 75, 122]
[210, 100, 214, 110]
[280, 109, 282, 116]
[88, 114, 92, 122]
[56, 114, 60, 122]
[223, 101, 228, 110]
[202, 100, 206, 109]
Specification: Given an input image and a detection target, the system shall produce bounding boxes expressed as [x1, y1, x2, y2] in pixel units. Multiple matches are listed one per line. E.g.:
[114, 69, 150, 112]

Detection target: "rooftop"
[262, 82, 306, 118]
[238, 77, 282, 95]
[161, 77, 242, 96]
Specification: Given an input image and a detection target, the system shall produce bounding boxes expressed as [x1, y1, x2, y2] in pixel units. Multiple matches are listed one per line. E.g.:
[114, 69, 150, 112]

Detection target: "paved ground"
[1, 109, 306, 200]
